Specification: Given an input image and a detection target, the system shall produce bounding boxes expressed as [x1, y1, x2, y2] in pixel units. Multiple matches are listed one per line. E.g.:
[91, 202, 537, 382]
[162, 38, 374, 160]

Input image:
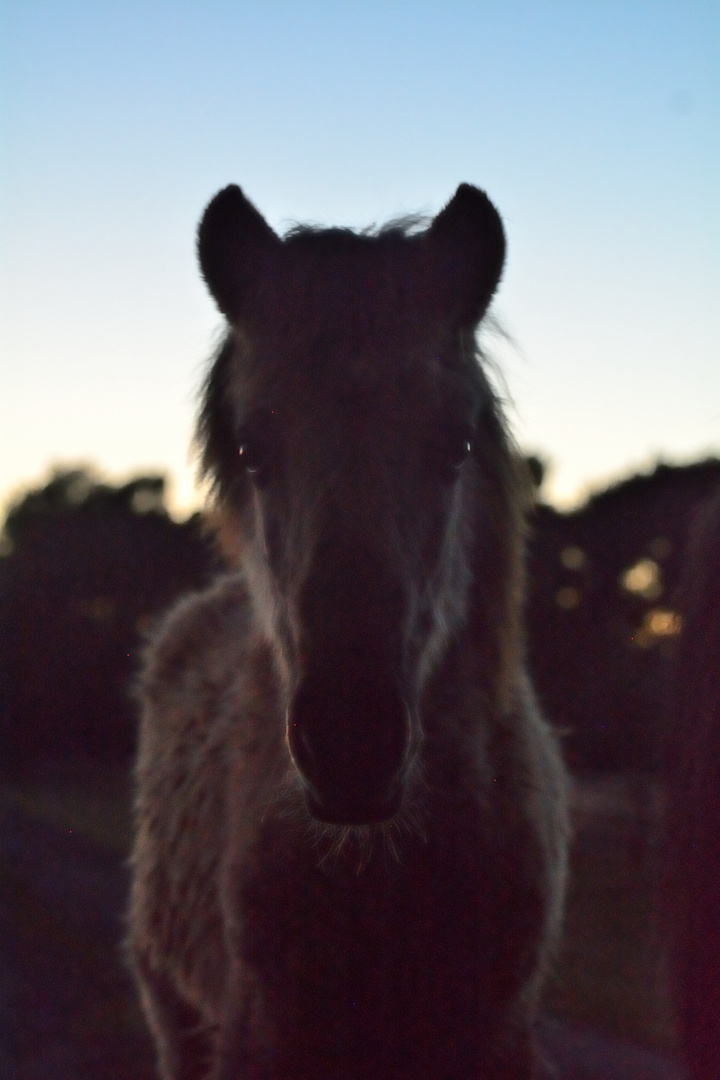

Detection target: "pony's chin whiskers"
[270, 772, 430, 875]
[307, 820, 393, 876]
[261, 757, 429, 873]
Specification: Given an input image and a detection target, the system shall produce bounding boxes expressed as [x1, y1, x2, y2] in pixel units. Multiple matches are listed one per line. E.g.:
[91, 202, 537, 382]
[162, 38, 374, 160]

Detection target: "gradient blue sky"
[2, 1, 718, 518]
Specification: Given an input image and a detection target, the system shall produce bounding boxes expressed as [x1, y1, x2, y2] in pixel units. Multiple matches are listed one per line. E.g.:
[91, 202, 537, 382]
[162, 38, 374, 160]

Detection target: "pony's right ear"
[426, 184, 506, 329]
[197, 185, 279, 322]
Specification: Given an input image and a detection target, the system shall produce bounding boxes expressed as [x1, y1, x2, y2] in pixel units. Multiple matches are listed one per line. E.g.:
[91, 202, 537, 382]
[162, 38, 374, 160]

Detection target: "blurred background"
[1, 2, 718, 1077]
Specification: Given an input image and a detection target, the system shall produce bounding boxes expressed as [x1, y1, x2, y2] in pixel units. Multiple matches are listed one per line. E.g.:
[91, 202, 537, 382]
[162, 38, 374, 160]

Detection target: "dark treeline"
[1, 459, 719, 774]
[0, 469, 222, 767]
[527, 457, 720, 773]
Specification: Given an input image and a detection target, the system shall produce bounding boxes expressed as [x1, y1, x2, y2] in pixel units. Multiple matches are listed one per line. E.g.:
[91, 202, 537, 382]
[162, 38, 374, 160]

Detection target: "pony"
[667, 490, 720, 1080]
[127, 183, 569, 1080]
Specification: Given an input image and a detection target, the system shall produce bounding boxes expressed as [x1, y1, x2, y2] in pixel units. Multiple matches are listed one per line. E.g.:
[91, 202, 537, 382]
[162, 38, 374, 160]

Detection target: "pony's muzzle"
[287, 667, 411, 826]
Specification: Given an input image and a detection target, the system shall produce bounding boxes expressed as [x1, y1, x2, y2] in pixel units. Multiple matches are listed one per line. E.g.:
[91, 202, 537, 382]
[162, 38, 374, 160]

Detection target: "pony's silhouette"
[128, 184, 569, 1079]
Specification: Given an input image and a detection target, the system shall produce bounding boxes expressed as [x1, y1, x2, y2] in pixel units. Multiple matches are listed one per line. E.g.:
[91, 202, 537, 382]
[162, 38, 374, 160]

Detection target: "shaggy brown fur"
[128, 184, 569, 1080]
[668, 490, 720, 1080]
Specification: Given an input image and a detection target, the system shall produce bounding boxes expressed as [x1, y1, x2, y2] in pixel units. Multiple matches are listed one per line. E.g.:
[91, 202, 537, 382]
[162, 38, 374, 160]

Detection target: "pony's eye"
[454, 435, 473, 467]
[237, 410, 276, 486]
[432, 421, 474, 474]
[238, 440, 263, 475]
[427, 416, 472, 477]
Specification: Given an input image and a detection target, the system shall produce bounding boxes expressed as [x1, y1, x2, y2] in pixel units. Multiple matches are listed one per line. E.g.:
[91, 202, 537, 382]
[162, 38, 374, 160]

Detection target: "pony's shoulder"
[137, 573, 252, 709]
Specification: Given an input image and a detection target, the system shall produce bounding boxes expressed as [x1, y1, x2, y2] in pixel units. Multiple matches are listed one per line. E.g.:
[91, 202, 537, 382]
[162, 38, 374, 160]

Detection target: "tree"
[1, 468, 219, 767]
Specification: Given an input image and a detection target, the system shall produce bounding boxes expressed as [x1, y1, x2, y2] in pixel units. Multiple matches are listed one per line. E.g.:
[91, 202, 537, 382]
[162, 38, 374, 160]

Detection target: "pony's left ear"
[197, 185, 280, 322]
[426, 184, 506, 328]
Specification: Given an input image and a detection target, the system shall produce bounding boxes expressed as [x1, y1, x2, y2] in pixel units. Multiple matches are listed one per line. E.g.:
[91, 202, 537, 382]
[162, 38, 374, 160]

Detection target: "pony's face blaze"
[197, 185, 506, 826]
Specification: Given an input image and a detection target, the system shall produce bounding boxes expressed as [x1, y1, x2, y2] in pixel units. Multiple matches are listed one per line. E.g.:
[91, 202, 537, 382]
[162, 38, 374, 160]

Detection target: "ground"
[2, 760, 683, 1080]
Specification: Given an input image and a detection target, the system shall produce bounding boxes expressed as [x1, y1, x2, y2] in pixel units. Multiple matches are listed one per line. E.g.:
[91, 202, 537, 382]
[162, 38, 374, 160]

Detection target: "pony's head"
[197, 184, 518, 826]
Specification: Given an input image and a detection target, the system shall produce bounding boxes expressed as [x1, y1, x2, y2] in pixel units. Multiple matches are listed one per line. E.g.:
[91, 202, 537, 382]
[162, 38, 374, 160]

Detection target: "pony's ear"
[197, 185, 279, 321]
[426, 184, 506, 328]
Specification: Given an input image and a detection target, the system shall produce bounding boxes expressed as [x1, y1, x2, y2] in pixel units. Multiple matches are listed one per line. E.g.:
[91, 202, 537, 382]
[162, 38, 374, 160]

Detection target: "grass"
[547, 775, 676, 1050]
[4, 761, 677, 1058]
[0, 759, 134, 852]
